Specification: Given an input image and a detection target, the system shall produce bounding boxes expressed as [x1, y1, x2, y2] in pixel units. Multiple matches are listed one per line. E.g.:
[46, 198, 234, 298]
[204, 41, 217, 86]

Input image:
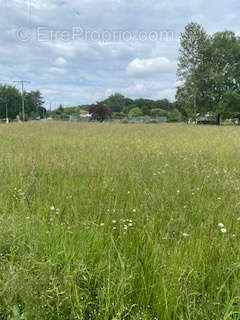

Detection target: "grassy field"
[1, 122, 240, 319]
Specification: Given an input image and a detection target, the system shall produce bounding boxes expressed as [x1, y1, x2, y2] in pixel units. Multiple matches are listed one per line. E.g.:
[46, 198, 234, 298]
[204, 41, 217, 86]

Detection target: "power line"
[28, 0, 32, 25]
[13, 80, 31, 121]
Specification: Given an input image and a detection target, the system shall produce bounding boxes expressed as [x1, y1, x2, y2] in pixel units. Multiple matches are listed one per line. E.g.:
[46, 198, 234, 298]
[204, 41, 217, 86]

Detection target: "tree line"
[52, 94, 182, 122]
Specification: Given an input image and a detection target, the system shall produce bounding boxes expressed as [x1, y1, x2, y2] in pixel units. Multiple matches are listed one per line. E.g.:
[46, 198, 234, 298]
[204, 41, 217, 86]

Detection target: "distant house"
[69, 110, 91, 122]
[79, 110, 90, 117]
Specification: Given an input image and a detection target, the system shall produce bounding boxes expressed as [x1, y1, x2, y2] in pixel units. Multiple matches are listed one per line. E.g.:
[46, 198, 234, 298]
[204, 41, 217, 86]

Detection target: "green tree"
[56, 105, 64, 115]
[168, 108, 182, 122]
[151, 108, 168, 118]
[105, 93, 126, 113]
[134, 99, 153, 115]
[25, 90, 45, 119]
[0, 85, 22, 120]
[177, 22, 209, 120]
[128, 107, 143, 118]
[219, 91, 240, 121]
[123, 98, 135, 114]
[206, 31, 240, 124]
[152, 99, 171, 111]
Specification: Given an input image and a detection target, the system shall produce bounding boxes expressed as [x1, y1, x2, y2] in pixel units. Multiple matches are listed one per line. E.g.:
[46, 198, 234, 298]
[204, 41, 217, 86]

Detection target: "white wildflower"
[182, 233, 190, 237]
[218, 223, 224, 228]
[132, 209, 136, 212]
[50, 205, 55, 211]
[221, 228, 227, 233]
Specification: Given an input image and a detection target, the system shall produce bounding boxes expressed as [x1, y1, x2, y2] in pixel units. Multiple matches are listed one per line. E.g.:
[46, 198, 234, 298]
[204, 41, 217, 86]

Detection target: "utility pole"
[13, 80, 31, 121]
[6, 103, 9, 124]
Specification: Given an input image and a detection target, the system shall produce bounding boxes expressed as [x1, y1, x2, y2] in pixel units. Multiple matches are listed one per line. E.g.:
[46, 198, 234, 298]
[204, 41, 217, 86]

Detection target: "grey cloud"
[0, 0, 239, 106]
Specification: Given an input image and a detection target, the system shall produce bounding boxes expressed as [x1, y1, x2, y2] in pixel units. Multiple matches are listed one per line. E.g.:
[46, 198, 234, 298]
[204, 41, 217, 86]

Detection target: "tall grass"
[0, 122, 240, 319]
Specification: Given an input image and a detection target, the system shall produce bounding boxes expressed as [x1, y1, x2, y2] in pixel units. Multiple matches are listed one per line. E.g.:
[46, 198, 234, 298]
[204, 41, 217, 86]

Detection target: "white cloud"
[55, 57, 67, 66]
[127, 57, 177, 78]
[48, 67, 65, 74]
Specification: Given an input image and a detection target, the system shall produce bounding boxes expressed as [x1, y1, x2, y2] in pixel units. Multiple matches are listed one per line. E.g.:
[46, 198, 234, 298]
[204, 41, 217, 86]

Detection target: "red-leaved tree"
[89, 102, 112, 122]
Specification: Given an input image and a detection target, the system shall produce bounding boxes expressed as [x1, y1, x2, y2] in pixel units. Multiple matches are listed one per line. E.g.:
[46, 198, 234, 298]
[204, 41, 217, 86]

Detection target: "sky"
[0, 0, 239, 109]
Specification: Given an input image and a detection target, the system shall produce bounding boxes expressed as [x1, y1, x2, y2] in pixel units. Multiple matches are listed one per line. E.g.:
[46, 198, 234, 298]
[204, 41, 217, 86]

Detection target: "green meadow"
[1, 122, 240, 319]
